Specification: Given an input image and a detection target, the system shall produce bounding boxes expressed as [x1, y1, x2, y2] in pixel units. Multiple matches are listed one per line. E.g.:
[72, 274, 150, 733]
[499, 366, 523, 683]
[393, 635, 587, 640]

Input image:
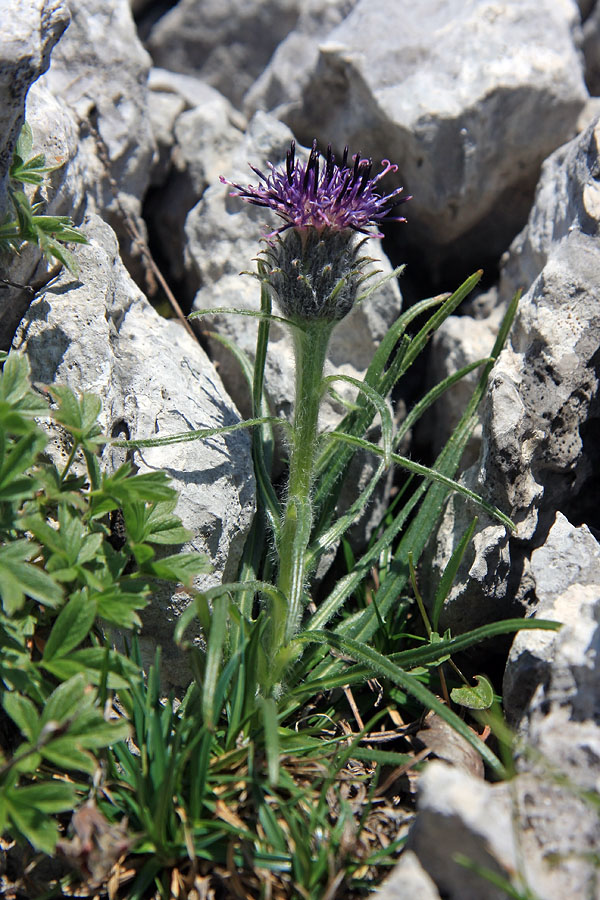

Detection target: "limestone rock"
[500, 512, 600, 900]
[0, 0, 69, 212]
[147, 68, 246, 189]
[0, 2, 71, 347]
[244, 0, 357, 120]
[375, 850, 442, 900]
[504, 512, 600, 724]
[144, 69, 244, 289]
[283, 0, 587, 271]
[426, 118, 600, 635]
[408, 755, 600, 900]
[500, 114, 600, 301]
[420, 304, 504, 466]
[37, 0, 154, 214]
[29, 0, 156, 284]
[12, 215, 256, 688]
[583, 0, 600, 96]
[1, 0, 156, 343]
[147, 0, 301, 109]
[408, 762, 519, 900]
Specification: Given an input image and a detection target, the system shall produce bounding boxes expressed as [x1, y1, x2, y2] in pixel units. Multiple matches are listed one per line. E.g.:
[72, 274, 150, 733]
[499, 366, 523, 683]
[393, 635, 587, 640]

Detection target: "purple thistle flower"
[220, 139, 410, 238]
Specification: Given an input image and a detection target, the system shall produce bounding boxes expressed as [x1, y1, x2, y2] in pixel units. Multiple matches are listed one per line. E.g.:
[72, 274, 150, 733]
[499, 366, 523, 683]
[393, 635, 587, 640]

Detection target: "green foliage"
[93, 269, 563, 899]
[0, 122, 87, 274]
[0, 197, 564, 894]
[0, 354, 209, 857]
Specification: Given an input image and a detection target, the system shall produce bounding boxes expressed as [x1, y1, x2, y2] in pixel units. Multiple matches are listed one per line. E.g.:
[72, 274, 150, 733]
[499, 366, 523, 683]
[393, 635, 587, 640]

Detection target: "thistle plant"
[222, 141, 410, 689]
[119, 137, 553, 779]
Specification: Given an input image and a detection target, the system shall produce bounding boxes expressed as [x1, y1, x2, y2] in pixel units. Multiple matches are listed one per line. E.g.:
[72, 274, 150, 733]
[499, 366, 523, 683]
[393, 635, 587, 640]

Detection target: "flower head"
[221, 140, 409, 238]
[221, 140, 409, 322]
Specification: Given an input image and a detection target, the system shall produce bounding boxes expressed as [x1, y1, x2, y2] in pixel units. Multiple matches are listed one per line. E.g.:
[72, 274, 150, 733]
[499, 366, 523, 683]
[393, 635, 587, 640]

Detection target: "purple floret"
[221, 140, 410, 238]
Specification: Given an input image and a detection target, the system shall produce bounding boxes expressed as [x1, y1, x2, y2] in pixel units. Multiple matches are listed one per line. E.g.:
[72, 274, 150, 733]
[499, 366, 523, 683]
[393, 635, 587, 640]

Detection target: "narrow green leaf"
[432, 516, 478, 631]
[327, 432, 514, 530]
[323, 373, 393, 467]
[260, 697, 280, 786]
[189, 306, 297, 329]
[203, 594, 229, 728]
[112, 416, 289, 450]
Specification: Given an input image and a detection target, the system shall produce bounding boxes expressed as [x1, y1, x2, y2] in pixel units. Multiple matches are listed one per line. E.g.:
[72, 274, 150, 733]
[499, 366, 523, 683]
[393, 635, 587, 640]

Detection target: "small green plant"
[0, 122, 87, 275]
[0, 354, 209, 856]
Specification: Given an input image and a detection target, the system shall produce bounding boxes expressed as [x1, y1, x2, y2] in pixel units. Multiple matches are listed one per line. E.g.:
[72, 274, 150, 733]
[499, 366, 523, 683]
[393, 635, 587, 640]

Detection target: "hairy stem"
[269, 319, 334, 688]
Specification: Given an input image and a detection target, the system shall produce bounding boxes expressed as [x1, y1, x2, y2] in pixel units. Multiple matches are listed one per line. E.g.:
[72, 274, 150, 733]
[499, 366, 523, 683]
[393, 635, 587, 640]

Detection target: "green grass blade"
[386, 618, 561, 669]
[395, 358, 492, 448]
[432, 516, 478, 631]
[323, 374, 393, 467]
[335, 289, 521, 646]
[400, 271, 482, 372]
[306, 480, 426, 633]
[252, 269, 282, 537]
[305, 460, 386, 570]
[298, 630, 506, 778]
[260, 696, 280, 786]
[311, 275, 482, 533]
[189, 306, 298, 330]
[326, 432, 514, 530]
[202, 595, 229, 729]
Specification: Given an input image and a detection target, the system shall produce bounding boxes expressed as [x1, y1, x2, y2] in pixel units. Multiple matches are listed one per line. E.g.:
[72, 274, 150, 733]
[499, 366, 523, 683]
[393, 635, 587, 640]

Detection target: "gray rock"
[244, 0, 357, 120]
[144, 69, 244, 288]
[426, 118, 600, 635]
[0, 0, 69, 213]
[408, 761, 520, 900]
[420, 304, 504, 467]
[129, 0, 152, 14]
[500, 115, 600, 302]
[147, 68, 245, 189]
[530, 512, 600, 605]
[1, 0, 156, 344]
[147, 0, 301, 109]
[504, 512, 600, 725]
[583, 1, 600, 95]
[185, 111, 404, 440]
[37, 0, 154, 212]
[375, 850, 442, 900]
[408, 755, 600, 900]
[577, 0, 596, 21]
[0, 2, 71, 347]
[283, 0, 587, 270]
[12, 214, 256, 688]
[33, 0, 155, 282]
[500, 513, 600, 900]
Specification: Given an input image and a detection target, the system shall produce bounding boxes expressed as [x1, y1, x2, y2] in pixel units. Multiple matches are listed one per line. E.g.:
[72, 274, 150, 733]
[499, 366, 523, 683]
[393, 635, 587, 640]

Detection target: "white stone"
[12, 215, 256, 688]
